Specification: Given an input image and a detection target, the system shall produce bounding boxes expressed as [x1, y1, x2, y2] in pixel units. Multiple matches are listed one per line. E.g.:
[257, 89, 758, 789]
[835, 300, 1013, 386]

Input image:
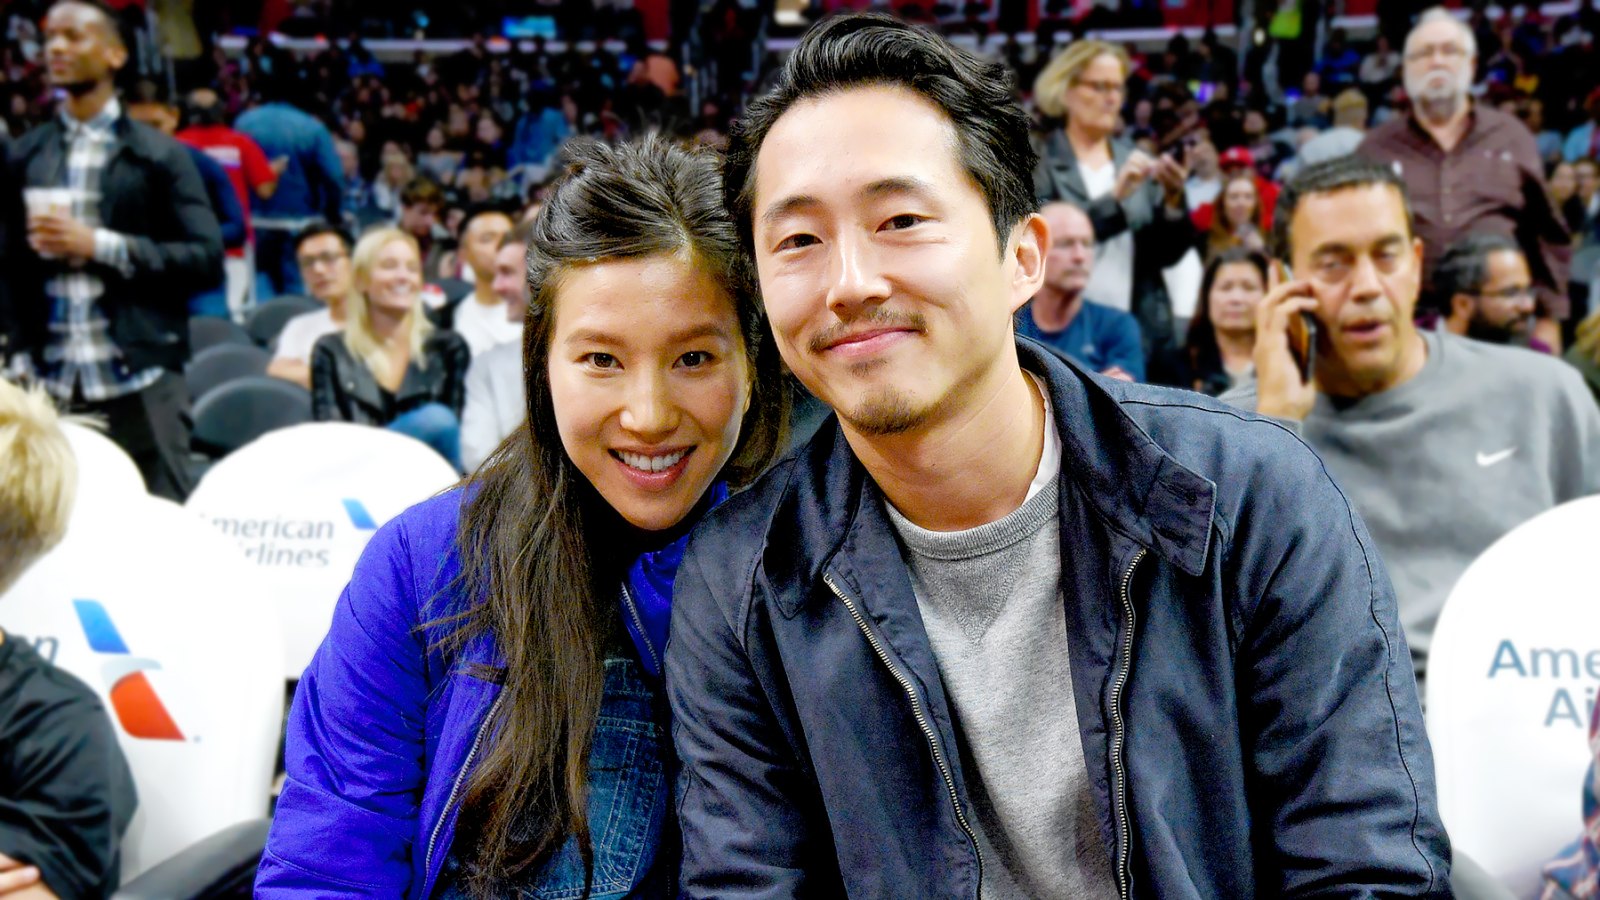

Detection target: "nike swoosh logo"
[1477, 448, 1516, 467]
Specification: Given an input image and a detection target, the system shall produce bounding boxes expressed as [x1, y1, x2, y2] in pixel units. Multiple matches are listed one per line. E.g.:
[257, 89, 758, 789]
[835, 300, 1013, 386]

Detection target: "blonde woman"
[1033, 39, 1196, 376]
[309, 228, 470, 469]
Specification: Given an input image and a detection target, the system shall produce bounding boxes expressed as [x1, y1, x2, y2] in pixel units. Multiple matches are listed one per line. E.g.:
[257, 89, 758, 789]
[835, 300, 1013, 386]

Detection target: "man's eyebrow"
[759, 177, 940, 229]
[1310, 234, 1408, 256]
[759, 194, 820, 229]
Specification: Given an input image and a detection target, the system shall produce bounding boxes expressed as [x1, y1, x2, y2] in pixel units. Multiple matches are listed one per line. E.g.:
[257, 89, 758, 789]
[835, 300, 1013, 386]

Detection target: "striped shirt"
[37, 98, 159, 402]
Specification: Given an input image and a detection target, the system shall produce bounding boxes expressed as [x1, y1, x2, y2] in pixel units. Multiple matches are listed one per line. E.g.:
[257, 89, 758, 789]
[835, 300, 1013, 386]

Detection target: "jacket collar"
[765, 337, 1216, 617]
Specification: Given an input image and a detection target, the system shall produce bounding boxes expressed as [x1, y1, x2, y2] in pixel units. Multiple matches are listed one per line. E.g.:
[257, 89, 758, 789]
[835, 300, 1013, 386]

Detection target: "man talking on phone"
[1222, 156, 1600, 694]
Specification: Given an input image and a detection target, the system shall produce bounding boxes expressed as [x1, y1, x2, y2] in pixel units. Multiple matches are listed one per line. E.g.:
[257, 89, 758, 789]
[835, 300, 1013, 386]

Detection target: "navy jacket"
[667, 338, 1450, 898]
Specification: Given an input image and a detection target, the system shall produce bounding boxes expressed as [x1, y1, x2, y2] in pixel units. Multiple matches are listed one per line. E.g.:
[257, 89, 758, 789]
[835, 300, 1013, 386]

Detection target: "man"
[1435, 233, 1544, 349]
[1359, 7, 1571, 351]
[395, 177, 447, 278]
[447, 205, 518, 358]
[667, 15, 1448, 898]
[235, 73, 343, 300]
[176, 87, 278, 318]
[1295, 88, 1369, 168]
[0, 378, 137, 900]
[460, 219, 534, 472]
[1222, 156, 1600, 692]
[1, 0, 223, 501]
[1016, 202, 1144, 381]
[125, 80, 244, 320]
[266, 222, 352, 389]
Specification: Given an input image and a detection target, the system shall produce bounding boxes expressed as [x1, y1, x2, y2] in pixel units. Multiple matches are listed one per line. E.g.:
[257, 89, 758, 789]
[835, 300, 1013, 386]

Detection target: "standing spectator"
[448, 205, 518, 358]
[1295, 88, 1369, 167]
[267, 221, 352, 389]
[310, 227, 469, 469]
[1222, 157, 1600, 692]
[459, 219, 533, 472]
[0, 378, 138, 900]
[176, 86, 277, 319]
[2, 0, 223, 501]
[236, 74, 344, 300]
[1435, 233, 1544, 350]
[395, 176, 448, 276]
[1178, 246, 1270, 395]
[1015, 202, 1145, 381]
[1033, 40, 1195, 371]
[1359, 7, 1573, 352]
[1202, 172, 1267, 261]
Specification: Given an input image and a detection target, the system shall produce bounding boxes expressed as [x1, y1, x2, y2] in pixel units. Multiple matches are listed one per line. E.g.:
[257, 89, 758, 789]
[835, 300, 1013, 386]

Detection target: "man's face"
[400, 202, 438, 239]
[491, 241, 530, 322]
[1403, 19, 1474, 107]
[296, 233, 353, 304]
[44, 3, 126, 92]
[750, 84, 1044, 437]
[461, 212, 513, 283]
[1040, 203, 1093, 299]
[1578, 163, 1600, 202]
[1287, 183, 1424, 395]
[126, 102, 177, 135]
[1463, 248, 1535, 342]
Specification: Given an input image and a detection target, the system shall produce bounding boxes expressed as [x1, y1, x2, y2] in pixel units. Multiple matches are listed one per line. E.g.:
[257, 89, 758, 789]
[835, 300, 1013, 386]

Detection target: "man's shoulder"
[1081, 299, 1139, 329]
[0, 634, 105, 723]
[683, 443, 817, 601]
[1440, 332, 1592, 403]
[1357, 117, 1413, 156]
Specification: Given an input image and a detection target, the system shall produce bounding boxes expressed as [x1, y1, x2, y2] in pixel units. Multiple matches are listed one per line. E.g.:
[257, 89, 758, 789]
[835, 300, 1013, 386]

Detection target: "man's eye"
[776, 234, 818, 252]
[884, 214, 923, 231]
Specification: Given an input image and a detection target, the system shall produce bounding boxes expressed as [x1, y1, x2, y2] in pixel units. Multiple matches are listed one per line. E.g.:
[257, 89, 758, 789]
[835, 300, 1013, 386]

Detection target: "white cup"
[24, 187, 82, 259]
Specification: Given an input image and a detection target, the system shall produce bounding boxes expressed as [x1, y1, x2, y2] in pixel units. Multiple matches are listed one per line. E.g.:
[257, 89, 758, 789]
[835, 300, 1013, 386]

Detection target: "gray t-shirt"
[1221, 330, 1600, 677]
[886, 413, 1115, 898]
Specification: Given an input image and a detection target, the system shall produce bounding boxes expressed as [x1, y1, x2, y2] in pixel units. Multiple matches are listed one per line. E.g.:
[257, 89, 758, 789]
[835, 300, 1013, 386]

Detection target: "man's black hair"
[292, 220, 353, 256]
[723, 13, 1038, 258]
[1272, 155, 1415, 261]
[51, 0, 130, 51]
[1431, 232, 1522, 312]
[457, 202, 515, 238]
[125, 78, 170, 108]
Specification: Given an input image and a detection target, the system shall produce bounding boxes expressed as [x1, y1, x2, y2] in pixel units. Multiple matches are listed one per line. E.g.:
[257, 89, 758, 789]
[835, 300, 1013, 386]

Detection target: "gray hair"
[1406, 7, 1477, 60]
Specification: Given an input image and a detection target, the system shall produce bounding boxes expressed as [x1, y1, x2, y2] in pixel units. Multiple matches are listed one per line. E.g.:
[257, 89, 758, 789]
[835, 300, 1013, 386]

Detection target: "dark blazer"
[1033, 132, 1197, 376]
[1, 114, 224, 373]
[309, 329, 470, 426]
[667, 338, 1449, 899]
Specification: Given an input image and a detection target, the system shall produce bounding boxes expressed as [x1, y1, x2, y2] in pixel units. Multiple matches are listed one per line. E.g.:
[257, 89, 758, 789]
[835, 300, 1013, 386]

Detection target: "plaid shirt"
[37, 98, 160, 402]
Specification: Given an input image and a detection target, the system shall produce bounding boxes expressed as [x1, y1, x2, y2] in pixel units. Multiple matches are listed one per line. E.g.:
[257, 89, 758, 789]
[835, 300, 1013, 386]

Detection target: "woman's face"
[1208, 261, 1266, 333]
[475, 115, 501, 145]
[426, 126, 446, 151]
[1550, 163, 1577, 200]
[1222, 177, 1258, 230]
[547, 253, 752, 532]
[1064, 54, 1126, 136]
[361, 238, 423, 314]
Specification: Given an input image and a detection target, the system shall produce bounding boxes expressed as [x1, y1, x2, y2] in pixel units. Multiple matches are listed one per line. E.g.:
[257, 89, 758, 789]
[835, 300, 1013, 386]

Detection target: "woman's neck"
[1066, 120, 1111, 166]
[1214, 327, 1256, 372]
[369, 304, 410, 343]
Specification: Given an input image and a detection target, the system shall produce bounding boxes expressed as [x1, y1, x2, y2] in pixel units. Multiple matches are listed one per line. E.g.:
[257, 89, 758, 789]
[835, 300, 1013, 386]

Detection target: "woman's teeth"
[616, 448, 689, 472]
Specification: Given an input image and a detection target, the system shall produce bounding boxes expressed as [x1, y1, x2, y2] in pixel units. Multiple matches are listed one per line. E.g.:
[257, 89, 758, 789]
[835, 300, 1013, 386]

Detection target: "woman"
[1203, 173, 1266, 262]
[1549, 160, 1590, 240]
[259, 137, 787, 898]
[1179, 247, 1270, 396]
[1565, 309, 1600, 405]
[1033, 40, 1197, 372]
[309, 228, 471, 470]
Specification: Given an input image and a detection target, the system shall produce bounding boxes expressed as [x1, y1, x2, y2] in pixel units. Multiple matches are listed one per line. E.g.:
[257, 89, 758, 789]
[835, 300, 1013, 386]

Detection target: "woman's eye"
[884, 214, 923, 231]
[776, 234, 818, 252]
[678, 350, 714, 368]
[584, 353, 618, 369]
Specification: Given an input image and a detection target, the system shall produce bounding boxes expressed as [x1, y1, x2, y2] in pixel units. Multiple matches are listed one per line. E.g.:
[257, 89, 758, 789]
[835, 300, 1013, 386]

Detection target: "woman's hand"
[1152, 154, 1189, 210]
[1113, 150, 1157, 202]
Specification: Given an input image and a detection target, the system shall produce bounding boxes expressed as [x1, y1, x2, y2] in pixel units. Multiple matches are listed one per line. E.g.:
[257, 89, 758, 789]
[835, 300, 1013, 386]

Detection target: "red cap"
[1219, 146, 1255, 168]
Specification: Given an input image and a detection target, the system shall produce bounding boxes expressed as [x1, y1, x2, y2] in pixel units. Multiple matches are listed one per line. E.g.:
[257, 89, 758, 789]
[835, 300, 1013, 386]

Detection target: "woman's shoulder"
[342, 490, 471, 626]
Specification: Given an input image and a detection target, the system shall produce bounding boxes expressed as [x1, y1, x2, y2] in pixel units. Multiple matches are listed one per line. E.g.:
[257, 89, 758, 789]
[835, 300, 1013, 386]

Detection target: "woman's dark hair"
[1185, 246, 1269, 394]
[433, 135, 787, 898]
[723, 13, 1038, 259]
[1206, 172, 1261, 260]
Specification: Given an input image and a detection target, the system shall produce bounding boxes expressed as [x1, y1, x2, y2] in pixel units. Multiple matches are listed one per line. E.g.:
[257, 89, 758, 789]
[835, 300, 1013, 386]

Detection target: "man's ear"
[1008, 213, 1049, 315]
[1449, 292, 1475, 324]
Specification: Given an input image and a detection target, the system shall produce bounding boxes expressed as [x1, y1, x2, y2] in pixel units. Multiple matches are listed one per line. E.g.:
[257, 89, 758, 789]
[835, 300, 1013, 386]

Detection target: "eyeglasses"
[1072, 79, 1126, 97]
[1475, 285, 1535, 303]
[1405, 42, 1468, 63]
[297, 251, 348, 269]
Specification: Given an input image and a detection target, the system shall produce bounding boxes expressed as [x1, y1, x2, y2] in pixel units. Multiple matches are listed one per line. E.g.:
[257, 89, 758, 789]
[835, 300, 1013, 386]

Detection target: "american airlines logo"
[73, 599, 184, 741]
[197, 498, 377, 567]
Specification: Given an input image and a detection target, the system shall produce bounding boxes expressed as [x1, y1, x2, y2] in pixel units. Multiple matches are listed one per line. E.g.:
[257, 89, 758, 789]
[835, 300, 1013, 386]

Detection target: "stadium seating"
[190, 377, 313, 458]
[185, 344, 272, 402]
[245, 296, 322, 349]
[188, 316, 254, 355]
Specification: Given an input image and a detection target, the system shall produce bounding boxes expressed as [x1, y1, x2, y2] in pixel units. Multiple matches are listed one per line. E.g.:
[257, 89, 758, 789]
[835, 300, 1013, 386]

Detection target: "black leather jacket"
[309, 330, 470, 426]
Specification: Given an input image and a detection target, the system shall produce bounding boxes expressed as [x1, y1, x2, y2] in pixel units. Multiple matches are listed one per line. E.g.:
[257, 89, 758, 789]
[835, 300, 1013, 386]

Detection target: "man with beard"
[1359, 7, 1571, 351]
[1, 0, 222, 501]
[1223, 156, 1600, 698]
[1015, 202, 1144, 380]
[1436, 233, 1545, 350]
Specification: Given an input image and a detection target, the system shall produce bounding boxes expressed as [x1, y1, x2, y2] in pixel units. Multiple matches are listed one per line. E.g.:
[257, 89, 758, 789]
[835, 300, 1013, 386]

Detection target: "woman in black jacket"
[310, 227, 470, 469]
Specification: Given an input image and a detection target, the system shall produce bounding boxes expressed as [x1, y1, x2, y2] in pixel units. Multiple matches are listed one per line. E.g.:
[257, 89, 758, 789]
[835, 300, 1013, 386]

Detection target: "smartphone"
[1277, 260, 1317, 385]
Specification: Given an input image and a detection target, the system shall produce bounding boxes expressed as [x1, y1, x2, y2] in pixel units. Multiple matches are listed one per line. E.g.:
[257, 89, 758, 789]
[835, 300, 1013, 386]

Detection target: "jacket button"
[1185, 490, 1198, 506]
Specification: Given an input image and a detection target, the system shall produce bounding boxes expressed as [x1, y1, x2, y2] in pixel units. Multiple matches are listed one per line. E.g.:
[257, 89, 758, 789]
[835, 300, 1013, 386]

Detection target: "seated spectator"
[1221, 156, 1600, 691]
[1360, 33, 1402, 95]
[1577, 159, 1600, 237]
[446, 205, 518, 358]
[1191, 145, 1278, 231]
[0, 379, 137, 900]
[371, 147, 415, 216]
[1435, 233, 1548, 351]
[1564, 88, 1600, 162]
[1566, 309, 1600, 405]
[395, 177, 448, 275]
[1288, 72, 1331, 128]
[416, 125, 461, 184]
[1295, 88, 1369, 168]
[267, 222, 353, 388]
[1015, 202, 1144, 381]
[1202, 171, 1267, 261]
[460, 218, 534, 472]
[1549, 161, 1589, 239]
[310, 228, 469, 470]
[1177, 246, 1269, 395]
[1184, 135, 1223, 210]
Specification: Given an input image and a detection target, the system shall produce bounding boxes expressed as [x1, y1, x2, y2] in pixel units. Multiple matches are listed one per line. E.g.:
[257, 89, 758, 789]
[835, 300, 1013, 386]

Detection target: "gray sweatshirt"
[1221, 330, 1600, 678]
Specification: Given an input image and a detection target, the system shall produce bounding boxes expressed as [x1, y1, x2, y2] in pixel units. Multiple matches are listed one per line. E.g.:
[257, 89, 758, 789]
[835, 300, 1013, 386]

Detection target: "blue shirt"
[234, 103, 343, 223]
[1015, 298, 1146, 382]
[186, 146, 245, 250]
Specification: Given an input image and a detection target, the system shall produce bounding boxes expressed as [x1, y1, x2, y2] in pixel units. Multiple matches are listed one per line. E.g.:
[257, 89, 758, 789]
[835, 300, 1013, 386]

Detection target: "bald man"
[1015, 202, 1146, 381]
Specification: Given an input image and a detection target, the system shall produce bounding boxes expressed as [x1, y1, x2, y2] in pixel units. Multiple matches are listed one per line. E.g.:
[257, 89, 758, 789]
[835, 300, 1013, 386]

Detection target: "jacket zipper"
[1109, 548, 1147, 900]
[620, 583, 661, 674]
[424, 690, 507, 879]
[823, 572, 984, 897]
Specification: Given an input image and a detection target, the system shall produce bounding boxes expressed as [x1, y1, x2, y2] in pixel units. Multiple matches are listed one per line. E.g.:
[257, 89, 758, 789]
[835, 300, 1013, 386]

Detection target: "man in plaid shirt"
[1, 0, 222, 500]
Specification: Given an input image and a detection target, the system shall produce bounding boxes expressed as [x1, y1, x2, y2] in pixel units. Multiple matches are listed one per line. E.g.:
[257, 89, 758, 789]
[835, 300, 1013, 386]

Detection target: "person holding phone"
[1222, 156, 1600, 696]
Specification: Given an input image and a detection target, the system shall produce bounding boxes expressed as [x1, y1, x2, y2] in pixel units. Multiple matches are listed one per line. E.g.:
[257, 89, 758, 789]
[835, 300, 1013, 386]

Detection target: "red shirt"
[177, 125, 277, 245]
